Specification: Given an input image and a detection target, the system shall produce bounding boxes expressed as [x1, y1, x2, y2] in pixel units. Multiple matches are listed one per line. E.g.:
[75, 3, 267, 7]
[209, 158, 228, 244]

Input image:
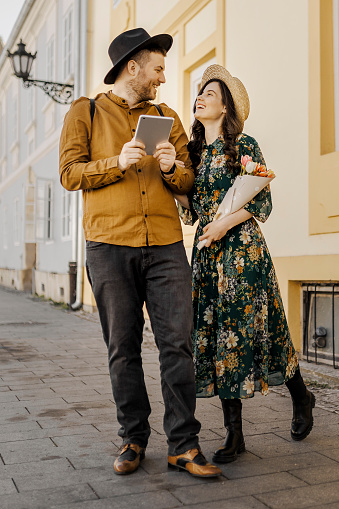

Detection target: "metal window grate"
[303, 283, 339, 369]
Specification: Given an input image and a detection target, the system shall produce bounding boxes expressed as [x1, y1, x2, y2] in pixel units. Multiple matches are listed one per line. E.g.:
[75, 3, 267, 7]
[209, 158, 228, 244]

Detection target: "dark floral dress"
[179, 134, 299, 399]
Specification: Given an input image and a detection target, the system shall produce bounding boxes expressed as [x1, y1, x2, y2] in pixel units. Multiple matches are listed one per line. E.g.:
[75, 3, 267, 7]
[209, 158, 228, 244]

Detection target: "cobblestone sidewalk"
[1, 287, 339, 509]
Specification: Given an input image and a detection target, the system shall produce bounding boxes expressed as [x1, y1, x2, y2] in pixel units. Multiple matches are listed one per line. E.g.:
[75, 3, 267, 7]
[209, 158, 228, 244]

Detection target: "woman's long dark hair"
[188, 79, 243, 174]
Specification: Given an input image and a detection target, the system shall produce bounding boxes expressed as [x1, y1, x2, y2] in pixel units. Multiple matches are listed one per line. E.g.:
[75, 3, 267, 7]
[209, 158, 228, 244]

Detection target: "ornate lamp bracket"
[8, 40, 74, 105]
[22, 79, 74, 105]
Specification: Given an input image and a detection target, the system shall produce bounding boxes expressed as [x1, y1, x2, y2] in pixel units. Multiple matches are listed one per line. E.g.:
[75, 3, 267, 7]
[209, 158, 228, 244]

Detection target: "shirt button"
[142, 191, 145, 195]
[132, 129, 135, 132]
[129, 111, 131, 115]
[138, 169, 141, 173]
[145, 214, 148, 218]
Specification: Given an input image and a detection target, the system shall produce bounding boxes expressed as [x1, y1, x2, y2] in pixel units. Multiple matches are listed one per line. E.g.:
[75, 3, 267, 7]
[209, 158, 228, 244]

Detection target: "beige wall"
[135, 0, 181, 32]
[34, 270, 70, 304]
[84, 0, 339, 344]
[87, 0, 132, 97]
[225, 0, 338, 259]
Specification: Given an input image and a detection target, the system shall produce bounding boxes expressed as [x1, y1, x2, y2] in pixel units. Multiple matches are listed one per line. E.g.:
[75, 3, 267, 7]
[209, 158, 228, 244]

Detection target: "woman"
[179, 64, 315, 464]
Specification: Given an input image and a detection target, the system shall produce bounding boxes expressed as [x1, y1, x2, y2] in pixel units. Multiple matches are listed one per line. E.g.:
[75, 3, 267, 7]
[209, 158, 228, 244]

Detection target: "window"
[62, 188, 71, 238]
[0, 103, 2, 160]
[27, 86, 34, 123]
[63, 8, 73, 80]
[1, 103, 6, 162]
[3, 205, 8, 249]
[25, 182, 35, 242]
[47, 36, 55, 83]
[35, 179, 53, 241]
[1, 159, 7, 181]
[14, 197, 20, 246]
[28, 137, 34, 155]
[27, 61, 35, 122]
[190, 57, 216, 124]
[12, 94, 18, 143]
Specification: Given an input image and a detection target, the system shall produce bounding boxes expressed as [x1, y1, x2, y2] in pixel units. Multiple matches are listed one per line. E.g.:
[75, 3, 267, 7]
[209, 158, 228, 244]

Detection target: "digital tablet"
[135, 115, 174, 155]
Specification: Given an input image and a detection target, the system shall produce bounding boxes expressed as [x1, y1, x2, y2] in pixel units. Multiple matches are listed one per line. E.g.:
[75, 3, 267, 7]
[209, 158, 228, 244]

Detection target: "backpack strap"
[90, 98, 95, 123]
[88, 98, 95, 148]
[153, 103, 164, 116]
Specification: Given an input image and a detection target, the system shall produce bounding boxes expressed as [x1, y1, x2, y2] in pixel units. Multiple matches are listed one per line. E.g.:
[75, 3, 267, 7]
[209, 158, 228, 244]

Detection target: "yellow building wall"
[83, 0, 339, 360]
[309, 0, 339, 233]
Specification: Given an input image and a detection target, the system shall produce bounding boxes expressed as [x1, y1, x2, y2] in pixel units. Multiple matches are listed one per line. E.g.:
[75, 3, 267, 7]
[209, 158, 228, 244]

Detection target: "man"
[59, 28, 221, 478]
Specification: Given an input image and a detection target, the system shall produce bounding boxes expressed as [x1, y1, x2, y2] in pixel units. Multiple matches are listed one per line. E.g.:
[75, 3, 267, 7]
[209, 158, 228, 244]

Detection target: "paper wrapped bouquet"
[197, 157, 275, 250]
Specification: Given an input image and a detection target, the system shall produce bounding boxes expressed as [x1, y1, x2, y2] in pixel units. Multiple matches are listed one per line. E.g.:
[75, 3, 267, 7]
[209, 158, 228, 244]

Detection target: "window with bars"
[303, 284, 339, 369]
[63, 8, 73, 81]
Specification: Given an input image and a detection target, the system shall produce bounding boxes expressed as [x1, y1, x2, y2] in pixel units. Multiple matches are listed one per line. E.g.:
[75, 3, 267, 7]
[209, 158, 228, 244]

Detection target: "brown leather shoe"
[168, 448, 222, 478]
[114, 443, 145, 475]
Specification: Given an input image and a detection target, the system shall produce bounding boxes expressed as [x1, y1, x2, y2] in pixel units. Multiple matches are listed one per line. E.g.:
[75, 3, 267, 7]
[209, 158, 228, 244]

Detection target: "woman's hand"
[198, 217, 230, 247]
[198, 209, 253, 248]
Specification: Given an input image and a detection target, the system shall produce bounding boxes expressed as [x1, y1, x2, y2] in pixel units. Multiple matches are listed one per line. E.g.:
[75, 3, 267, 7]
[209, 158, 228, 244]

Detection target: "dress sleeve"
[241, 137, 272, 223]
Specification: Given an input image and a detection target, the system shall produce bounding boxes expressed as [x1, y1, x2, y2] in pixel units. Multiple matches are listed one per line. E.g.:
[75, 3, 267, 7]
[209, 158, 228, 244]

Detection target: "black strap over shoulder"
[153, 104, 164, 117]
[90, 98, 95, 123]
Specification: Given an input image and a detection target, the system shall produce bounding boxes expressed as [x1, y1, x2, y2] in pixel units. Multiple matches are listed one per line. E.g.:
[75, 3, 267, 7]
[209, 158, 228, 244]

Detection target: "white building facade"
[0, 0, 88, 305]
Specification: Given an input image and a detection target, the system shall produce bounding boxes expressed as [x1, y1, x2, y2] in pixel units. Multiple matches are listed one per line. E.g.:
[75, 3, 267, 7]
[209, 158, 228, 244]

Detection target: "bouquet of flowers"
[197, 156, 275, 249]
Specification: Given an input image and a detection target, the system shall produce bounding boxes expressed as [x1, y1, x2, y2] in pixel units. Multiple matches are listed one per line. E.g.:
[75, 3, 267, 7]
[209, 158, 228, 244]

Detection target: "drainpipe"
[71, 0, 87, 310]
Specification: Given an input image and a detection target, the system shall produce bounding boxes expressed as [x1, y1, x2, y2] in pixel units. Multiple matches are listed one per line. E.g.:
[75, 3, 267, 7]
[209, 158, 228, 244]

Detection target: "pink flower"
[241, 155, 252, 167]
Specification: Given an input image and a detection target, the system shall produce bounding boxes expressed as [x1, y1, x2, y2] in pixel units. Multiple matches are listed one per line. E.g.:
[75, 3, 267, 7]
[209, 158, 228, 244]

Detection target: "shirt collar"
[202, 134, 224, 151]
[105, 91, 151, 110]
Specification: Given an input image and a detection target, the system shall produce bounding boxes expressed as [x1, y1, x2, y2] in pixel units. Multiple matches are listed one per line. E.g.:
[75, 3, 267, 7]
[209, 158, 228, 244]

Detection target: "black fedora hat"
[104, 28, 173, 85]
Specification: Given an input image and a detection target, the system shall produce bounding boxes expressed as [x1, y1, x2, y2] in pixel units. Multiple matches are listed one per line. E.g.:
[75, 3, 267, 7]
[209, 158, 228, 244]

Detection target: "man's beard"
[126, 76, 157, 103]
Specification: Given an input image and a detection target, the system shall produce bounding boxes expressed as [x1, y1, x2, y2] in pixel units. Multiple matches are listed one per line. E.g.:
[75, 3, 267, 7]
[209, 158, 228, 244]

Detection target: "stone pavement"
[1, 286, 339, 509]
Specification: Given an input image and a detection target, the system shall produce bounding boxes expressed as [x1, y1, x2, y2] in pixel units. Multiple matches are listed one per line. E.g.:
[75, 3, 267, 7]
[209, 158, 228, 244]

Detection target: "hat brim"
[104, 33, 173, 85]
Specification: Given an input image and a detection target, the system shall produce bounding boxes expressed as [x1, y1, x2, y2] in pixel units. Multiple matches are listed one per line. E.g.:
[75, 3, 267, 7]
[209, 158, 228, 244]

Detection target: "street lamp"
[7, 39, 74, 105]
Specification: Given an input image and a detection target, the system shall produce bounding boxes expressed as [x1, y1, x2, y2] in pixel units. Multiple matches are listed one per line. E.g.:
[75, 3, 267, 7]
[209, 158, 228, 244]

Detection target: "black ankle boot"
[285, 370, 316, 441]
[212, 399, 245, 463]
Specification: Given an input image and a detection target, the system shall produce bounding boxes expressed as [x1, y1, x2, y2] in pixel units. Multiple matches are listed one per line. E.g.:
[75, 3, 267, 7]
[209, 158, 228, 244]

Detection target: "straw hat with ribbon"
[200, 64, 250, 131]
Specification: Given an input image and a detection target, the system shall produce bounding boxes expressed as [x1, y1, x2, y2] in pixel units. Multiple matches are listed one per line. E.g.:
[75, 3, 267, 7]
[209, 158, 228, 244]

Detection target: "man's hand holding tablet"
[117, 139, 147, 171]
[136, 115, 175, 174]
[118, 114, 175, 173]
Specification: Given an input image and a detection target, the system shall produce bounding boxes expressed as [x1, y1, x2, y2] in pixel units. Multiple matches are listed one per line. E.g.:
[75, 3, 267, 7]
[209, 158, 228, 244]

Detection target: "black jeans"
[86, 240, 201, 455]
